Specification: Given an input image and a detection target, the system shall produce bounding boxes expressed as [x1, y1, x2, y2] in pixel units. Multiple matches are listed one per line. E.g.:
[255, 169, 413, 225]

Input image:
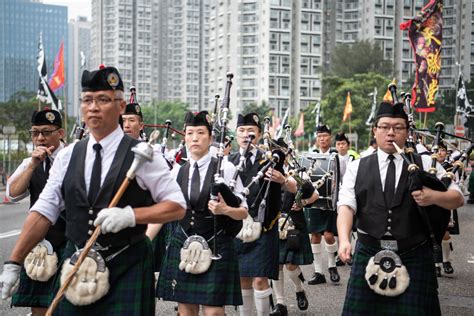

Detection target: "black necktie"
[245, 152, 253, 170]
[384, 154, 396, 207]
[190, 162, 200, 208]
[88, 143, 102, 205]
[44, 157, 51, 179]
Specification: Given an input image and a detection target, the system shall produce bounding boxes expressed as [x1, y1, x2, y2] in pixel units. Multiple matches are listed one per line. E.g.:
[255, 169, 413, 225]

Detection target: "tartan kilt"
[152, 227, 167, 272]
[52, 238, 155, 316]
[304, 207, 338, 234]
[157, 227, 242, 307]
[12, 242, 66, 308]
[342, 240, 441, 316]
[447, 209, 460, 235]
[278, 225, 313, 266]
[234, 224, 279, 279]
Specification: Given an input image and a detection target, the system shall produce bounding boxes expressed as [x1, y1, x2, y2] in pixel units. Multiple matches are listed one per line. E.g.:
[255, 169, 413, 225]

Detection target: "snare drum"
[299, 152, 340, 211]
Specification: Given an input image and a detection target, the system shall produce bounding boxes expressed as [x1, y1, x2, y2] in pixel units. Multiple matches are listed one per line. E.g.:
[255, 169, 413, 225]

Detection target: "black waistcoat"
[30, 161, 66, 247]
[61, 136, 153, 247]
[355, 153, 425, 240]
[228, 151, 264, 218]
[177, 158, 218, 237]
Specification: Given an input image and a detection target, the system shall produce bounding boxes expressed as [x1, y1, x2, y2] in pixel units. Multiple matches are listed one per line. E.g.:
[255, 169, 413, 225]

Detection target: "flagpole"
[349, 114, 352, 134]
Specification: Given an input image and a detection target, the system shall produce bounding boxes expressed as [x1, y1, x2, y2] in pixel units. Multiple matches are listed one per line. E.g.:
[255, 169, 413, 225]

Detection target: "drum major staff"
[337, 101, 464, 315]
[0, 65, 186, 315]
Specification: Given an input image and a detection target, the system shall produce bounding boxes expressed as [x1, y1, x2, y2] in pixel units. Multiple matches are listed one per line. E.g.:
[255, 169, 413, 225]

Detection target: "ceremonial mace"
[46, 131, 160, 316]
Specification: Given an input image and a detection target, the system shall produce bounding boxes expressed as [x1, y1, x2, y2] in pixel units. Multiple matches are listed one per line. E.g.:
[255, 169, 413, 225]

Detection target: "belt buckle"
[380, 239, 398, 251]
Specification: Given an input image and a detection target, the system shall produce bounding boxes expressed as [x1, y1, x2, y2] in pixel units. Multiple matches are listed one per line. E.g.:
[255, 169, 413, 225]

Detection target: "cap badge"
[107, 73, 119, 89]
[45, 112, 56, 123]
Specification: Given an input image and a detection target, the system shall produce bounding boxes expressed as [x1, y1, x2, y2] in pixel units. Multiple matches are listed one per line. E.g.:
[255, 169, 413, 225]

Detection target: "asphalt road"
[0, 198, 473, 315]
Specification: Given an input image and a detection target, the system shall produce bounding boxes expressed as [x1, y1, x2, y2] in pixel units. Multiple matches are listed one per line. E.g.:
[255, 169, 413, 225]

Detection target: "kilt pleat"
[342, 240, 441, 316]
[12, 243, 66, 308]
[234, 224, 279, 279]
[304, 207, 338, 234]
[157, 227, 242, 307]
[53, 239, 155, 316]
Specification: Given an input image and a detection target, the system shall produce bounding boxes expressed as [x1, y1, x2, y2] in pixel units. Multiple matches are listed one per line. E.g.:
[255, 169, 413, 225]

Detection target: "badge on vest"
[60, 248, 110, 306]
[179, 235, 212, 274]
[24, 239, 58, 282]
[236, 214, 261, 243]
[365, 249, 410, 297]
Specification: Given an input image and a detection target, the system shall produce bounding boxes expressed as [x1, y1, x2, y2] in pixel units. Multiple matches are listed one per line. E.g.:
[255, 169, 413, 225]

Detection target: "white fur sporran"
[236, 215, 262, 243]
[24, 240, 58, 282]
[179, 235, 212, 274]
[278, 214, 295, 240]
[60, 248, 110, 306]
[365, 249, 410, 297]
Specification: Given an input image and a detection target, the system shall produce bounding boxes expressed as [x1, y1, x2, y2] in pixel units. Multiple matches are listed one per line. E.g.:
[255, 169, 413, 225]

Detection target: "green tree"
[329, 40, 393, 78]
[141, 100, 188, 130]
[242, 100, 274, 119]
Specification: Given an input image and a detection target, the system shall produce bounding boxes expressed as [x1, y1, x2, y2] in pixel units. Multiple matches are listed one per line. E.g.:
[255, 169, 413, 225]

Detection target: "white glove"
[94, 205, 136, 234]
[0, 262, 21, 300]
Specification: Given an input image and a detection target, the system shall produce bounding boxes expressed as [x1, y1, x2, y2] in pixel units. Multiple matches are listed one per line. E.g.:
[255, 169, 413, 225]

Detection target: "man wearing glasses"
[0, 66, 186, 314]
[6, 108, 65, 316]
[337, 101, 464, 315]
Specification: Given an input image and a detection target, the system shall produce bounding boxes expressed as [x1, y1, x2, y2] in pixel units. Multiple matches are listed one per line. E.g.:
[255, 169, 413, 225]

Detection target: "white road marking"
[0, 230, 21, 239]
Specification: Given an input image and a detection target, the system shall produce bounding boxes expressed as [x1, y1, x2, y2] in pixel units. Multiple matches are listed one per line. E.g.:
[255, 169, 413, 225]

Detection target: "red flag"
[342, 92, 352, 122]
[400, 0, 443, 112]
[294, 112, 304, 137]
[49, 41, 65, 92]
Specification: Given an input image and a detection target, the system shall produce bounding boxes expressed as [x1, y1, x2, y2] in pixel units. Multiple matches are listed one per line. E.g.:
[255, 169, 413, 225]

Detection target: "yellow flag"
[383, 78, 397, 103]
[342, 92, 352, 122]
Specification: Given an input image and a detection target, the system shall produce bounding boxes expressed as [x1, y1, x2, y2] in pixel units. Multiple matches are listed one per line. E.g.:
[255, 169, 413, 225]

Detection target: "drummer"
[305, 125, 340, 285]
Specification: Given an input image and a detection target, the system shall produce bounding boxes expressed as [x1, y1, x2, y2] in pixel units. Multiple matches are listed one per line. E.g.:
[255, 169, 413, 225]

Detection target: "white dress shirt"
[6, 142, 65, 202]
[186, 151, 248, 209]
[337, 148, 462, 214]
[31, 126, 187, 224]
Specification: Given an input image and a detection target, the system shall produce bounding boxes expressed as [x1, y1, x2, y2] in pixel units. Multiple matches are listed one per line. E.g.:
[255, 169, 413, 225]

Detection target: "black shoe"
[443, 262, 454, 274]
[435, 266, 442, 277]
[328, 267, 340, 283]
[270, 303, 288, 316]
[308, 272, 326, 285]
[296, 291, 309, 311]
[336, 255, 346, 266]
[347, 256, 353, 266]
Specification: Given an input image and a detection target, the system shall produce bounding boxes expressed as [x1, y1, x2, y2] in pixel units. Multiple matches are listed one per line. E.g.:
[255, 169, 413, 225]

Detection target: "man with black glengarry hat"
[0, 65, 186, 314]
[6, 108, 66, 316]
[337, 101, 464, 315]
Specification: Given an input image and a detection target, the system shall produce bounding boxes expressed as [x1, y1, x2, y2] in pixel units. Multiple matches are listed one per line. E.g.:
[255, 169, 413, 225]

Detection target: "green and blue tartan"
[52, 238, 155, 316]
[278, 226, 313, 266]
[234, 224, 279, 279]
[304, 207, 338, 234]
[342, 240, 441, 316]
[157, 227, 242, 307]
[12, 243, 66, 308]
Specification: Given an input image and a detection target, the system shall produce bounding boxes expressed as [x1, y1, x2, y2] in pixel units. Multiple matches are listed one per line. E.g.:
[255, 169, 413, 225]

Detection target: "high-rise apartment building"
[91, 0, 153, 102]
[68, 16, 91, 119]
[208, 0, 323, 117]
[0, 0, 67, 102]
[154, 0, 211, 111]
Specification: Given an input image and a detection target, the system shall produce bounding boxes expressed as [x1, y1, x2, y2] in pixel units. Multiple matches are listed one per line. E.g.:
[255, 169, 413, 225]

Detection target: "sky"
[42, 0, 92, 20]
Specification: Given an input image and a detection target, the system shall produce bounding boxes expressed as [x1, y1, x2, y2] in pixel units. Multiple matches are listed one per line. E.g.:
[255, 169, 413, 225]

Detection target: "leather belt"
[358, 232, 427, 252]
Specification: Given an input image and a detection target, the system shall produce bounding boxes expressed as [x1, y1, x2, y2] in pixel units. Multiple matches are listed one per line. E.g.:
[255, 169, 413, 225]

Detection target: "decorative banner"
[400, 0, 443, 112]
[294, 111, 305, 137]
[342, 91, 352, 122]
[49, 41, 65, 92]
[456, 71, 473, 117]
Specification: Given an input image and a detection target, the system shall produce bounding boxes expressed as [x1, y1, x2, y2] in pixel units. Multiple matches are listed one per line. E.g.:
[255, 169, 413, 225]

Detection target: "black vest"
[61, 136, 153, 247]
[228, 150, 264, 218]
[30, 161, 66, 247]
[355, 153, 425, 240]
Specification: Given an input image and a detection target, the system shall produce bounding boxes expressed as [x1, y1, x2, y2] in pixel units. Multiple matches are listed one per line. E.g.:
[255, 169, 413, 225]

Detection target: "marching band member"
[6, 109, 66, 316]
[305, 125, 340, 285]
[228, 113, 284, 316]
[337, 101, 464, 315]
[359, 138, 377, 158]
[157, 111, 248, 316]
[0, 65, 186, 314]
[434, 141, 459, 277]
[122, 94, 145, 140]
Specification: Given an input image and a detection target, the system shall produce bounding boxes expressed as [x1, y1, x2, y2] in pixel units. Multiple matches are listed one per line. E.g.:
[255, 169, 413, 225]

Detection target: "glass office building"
[0, 0, 67, 102]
